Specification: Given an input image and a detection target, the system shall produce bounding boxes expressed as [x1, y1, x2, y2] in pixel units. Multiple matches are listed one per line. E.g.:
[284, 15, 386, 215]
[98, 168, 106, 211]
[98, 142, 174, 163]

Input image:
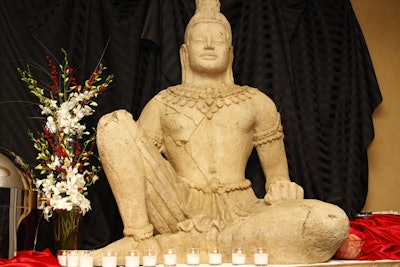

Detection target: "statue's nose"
[204, 38, 214, 50]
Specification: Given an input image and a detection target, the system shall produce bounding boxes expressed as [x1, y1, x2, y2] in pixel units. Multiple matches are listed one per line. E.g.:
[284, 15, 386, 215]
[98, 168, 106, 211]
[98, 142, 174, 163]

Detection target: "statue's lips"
[200, 54, 217, 59]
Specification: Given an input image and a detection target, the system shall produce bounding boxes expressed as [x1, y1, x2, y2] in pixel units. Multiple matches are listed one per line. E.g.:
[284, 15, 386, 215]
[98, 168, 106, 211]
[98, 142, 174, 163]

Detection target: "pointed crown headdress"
[184, 0, 232, 44]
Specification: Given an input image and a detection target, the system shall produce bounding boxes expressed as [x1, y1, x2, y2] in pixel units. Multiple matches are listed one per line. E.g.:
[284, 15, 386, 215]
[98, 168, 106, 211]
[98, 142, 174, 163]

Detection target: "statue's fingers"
[264, 192, 273, 205]
[296, 185, 304, 199]
[280, 184, 288, 200]
[264, 183, 278, 204]
[288, 183, 298, 200]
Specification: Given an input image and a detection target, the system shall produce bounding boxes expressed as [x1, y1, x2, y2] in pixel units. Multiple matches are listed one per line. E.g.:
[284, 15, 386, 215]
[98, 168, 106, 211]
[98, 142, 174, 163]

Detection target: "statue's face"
[186, 22, 231, 75]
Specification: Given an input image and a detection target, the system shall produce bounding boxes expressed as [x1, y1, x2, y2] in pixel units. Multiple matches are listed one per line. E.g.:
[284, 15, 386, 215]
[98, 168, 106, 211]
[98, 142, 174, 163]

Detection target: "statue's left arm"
[253, 91, 304, 204]
[137, 97, 164, 152]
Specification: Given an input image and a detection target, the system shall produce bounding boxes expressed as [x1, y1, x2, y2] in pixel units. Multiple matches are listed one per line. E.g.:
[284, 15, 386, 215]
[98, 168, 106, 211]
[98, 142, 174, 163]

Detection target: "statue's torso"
[153, 85, 261, 184]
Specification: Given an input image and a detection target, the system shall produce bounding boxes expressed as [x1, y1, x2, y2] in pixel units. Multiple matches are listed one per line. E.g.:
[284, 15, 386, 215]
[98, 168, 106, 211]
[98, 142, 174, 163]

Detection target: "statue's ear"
[225, 46, 234, 84]
[180, 44, 190, 84]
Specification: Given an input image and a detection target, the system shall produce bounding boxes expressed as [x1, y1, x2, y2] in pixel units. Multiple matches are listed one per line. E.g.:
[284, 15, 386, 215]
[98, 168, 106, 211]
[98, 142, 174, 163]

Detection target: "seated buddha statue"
[94, 0, 349, 264]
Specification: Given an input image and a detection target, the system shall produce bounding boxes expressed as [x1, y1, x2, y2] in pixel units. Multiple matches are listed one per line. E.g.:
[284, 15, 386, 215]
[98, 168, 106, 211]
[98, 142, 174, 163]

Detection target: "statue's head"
[180, 0, 234, 85]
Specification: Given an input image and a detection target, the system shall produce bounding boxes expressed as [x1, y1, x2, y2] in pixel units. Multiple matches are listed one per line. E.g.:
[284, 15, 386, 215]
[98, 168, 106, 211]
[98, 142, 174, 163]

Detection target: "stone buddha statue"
[93, 0, 349, 264]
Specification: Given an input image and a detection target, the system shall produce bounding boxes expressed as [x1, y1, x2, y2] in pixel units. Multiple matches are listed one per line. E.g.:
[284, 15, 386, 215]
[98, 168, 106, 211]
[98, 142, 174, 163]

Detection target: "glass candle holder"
[253, 247, 268, 267]
[102, 249, 117, 267]
[208, 248, 222, 265]
[67, 250, 80, 267]
[163, 248, 177, 267]
[57, 250, 68, 267]
[142, 248, 157, 267]
[125, 249, 140, 267]
[186, 248, 200, 266]
[79, 250, 93, 267]
[232, 248, 246, 265]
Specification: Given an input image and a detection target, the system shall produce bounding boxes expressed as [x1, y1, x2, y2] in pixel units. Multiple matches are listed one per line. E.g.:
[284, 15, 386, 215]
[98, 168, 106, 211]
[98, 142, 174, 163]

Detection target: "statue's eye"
[213, 37, 224, 45]
[193, 38, 205, 44]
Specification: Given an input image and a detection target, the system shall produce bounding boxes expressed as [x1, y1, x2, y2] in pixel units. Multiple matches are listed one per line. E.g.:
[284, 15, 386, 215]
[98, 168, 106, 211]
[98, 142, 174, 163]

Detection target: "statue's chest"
[155, 85, 257, 142]
[160, 103, 254, 143]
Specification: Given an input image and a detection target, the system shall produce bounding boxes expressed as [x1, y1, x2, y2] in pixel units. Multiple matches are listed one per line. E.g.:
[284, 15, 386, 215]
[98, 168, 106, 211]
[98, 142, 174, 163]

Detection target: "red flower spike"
[70, 77, 77, 86]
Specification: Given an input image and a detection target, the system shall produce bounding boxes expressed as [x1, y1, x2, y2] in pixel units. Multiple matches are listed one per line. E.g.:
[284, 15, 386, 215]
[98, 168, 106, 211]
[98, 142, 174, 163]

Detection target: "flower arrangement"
[18, 49, 113, 220]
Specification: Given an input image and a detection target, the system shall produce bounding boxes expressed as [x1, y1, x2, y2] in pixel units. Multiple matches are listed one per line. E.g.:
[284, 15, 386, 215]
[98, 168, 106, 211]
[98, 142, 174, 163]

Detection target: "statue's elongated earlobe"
[180, 44, 190, 84]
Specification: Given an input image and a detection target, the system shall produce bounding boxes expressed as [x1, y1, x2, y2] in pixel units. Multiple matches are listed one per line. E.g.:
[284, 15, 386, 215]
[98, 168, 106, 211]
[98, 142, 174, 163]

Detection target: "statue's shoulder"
[237, 85, 275, 105]
[242, 85, 263, 95]
[153, 86, 182, 99]
[154, 88, 170, 97]
[241, 85, 270, 96]
[232, 86, 271, 104]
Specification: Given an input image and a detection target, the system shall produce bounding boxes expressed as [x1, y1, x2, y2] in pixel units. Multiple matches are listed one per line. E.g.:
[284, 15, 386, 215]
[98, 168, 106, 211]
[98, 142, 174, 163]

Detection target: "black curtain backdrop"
[0, 0, 382, 252]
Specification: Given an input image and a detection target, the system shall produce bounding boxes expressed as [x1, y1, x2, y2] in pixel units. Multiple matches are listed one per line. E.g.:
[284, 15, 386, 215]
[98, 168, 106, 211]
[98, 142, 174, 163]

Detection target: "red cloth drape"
[350, 214, 400, 260]
[0, 249, 60, 267]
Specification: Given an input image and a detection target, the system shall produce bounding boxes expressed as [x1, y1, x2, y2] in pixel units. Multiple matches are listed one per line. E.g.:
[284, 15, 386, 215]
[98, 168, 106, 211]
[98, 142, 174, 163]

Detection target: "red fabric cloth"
[0, 249, 60, 267]
[349, 214, 400, 260]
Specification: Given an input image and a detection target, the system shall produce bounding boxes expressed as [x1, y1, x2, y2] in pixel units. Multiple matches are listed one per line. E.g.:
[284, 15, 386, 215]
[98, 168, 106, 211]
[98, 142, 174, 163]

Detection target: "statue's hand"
[264, 180, 304, 205]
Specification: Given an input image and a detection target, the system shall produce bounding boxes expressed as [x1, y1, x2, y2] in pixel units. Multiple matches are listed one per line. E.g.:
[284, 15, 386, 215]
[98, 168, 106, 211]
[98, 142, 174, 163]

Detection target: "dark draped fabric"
[0, 0, 381, 253]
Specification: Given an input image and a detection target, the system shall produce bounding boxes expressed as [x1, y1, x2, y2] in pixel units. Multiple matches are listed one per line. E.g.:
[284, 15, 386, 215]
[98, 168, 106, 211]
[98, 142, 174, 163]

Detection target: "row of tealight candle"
[57, 250, 93, 267]
[186, 247, 268, 266]
[57, 247, 268, 267]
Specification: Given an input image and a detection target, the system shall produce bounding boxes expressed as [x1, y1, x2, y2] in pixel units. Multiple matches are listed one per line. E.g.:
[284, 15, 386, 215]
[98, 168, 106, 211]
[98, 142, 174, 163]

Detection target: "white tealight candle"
[125, 249, 140, 267]
[208, 253, 222, 265]
[164, 253, 177, 265]
[58, 255, 67, 267]
[163, 249, 177, 266]
[102, 256, 117, 267]
[232, 253, 246, 265]
[253, 248, 268, 267]
[102, 250, 117, 267]
[208, 248, 222, 265]
[187, 254, 200, 265]
[142, 255, 157, 267]
[186, 248, 200, 266]
[142, 249, 157, 267]
[57, 250, 68, 267]
[79, 250, 93, 267]
[79, 256, 93, 267]
[125, 255, 140, 267]
[232, 248, 246, 265]
[67, 251, 80, 267]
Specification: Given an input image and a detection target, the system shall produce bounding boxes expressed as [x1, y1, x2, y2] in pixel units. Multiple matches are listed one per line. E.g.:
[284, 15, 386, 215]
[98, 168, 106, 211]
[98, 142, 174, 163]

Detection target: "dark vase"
[52, 208, 83, 251]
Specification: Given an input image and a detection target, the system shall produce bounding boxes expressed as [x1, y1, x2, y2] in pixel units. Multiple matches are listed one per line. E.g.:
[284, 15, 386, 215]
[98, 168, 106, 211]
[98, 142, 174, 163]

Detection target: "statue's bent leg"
[97, 110, 153, 240]
[223, 199, 349, 264]
[137, 131, 187, 233]
[94, 110, 188, 265]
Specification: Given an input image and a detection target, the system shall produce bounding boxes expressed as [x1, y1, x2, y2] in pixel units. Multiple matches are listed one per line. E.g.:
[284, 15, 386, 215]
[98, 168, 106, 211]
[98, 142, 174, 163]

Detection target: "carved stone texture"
[92, 0, 349, 265]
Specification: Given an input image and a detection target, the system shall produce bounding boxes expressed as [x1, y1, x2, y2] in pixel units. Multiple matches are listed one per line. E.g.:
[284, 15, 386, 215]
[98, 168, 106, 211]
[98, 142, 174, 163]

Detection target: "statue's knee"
[98, 109, 134, 131]
[302, 199, 349, 239]
[97, 109, 143, 152]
